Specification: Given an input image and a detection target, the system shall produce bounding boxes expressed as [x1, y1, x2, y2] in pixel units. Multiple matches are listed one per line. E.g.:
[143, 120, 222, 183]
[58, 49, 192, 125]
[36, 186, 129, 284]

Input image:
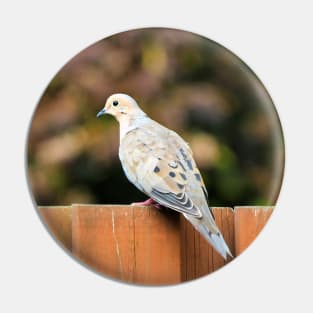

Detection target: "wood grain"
[180, 207, 234, 281]
[234, 206, 274, 255]
[38, 206, 72, 251]
[37, 205, 274, 285]
[71, 205, 181, 285]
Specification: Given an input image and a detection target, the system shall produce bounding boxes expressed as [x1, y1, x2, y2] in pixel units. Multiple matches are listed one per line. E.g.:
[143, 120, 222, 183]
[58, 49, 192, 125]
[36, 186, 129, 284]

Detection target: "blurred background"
[27, 28, 284, 207]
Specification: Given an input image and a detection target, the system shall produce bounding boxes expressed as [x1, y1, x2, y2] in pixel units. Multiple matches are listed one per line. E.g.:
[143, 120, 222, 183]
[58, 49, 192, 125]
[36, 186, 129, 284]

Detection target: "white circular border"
[1, 1, 313, 312]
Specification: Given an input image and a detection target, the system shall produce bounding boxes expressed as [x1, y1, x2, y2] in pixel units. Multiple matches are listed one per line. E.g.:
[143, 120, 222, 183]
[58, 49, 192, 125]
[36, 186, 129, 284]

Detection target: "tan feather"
[99, 93, 232, 259]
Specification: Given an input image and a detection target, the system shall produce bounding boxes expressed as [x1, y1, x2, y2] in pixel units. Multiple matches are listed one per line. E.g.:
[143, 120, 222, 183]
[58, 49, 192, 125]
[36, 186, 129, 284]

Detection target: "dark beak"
[96, 109, 106, 118]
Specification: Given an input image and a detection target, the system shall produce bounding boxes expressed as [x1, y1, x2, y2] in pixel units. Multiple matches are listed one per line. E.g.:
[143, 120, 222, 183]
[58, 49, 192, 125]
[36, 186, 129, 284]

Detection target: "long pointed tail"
[196, 223, 233, 260]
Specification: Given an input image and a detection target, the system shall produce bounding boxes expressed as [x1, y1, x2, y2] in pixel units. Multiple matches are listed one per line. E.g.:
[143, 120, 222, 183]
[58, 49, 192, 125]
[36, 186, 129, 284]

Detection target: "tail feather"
[197, 224, 233, 260]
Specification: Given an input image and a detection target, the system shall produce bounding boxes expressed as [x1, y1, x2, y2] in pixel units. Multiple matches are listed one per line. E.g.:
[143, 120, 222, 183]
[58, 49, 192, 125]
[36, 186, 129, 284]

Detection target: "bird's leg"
[131, 198, 163, 210]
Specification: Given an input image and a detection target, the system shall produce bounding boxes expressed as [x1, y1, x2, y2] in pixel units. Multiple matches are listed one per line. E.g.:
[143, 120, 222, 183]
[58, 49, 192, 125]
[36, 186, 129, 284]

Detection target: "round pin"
[27, 28, 284, 285]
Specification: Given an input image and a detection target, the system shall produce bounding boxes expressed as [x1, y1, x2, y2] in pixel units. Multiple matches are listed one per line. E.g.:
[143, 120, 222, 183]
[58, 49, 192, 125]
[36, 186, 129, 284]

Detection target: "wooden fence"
[38, 205, 273, 285]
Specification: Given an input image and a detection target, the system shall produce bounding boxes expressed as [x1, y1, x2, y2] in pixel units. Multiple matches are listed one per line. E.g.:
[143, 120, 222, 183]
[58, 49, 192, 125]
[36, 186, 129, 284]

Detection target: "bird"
[97, 93, 232, 259]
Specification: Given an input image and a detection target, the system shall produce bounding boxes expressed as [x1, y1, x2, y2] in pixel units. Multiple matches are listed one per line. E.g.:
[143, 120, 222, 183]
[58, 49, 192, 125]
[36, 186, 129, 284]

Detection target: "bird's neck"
[119, 112, 148, 141]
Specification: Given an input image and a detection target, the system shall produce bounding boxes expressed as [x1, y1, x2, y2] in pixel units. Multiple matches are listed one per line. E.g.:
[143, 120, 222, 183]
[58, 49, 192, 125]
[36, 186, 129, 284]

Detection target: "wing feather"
[119, 122, 207, 218]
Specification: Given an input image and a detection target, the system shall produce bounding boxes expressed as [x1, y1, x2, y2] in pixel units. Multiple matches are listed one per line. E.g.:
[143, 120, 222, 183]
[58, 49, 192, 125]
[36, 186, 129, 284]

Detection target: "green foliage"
[27, 28, 284, 206]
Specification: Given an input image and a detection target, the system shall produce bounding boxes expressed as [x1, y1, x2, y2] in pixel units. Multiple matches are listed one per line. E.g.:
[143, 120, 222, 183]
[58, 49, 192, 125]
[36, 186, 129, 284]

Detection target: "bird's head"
[97, 93, 145, 123]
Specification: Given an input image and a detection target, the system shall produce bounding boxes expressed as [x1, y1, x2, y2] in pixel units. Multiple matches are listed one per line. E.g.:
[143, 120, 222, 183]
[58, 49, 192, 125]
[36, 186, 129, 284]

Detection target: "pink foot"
[131, 198, 163, 210]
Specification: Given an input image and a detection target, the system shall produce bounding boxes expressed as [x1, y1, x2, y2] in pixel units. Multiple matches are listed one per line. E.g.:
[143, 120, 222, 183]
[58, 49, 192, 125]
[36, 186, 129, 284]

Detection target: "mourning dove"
[97, 93, 232, 259]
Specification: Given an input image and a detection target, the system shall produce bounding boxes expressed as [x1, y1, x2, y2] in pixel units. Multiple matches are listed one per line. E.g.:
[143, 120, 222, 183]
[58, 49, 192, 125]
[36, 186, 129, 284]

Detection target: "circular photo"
[27, 27, 284, 285]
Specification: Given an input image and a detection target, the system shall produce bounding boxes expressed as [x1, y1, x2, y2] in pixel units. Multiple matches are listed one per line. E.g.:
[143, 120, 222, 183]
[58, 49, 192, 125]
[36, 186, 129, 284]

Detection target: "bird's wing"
[119, 123, 208, 218]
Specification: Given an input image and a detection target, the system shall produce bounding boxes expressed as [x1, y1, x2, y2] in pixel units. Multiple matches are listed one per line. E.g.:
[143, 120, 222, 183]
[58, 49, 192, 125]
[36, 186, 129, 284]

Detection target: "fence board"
[71, 204, 181, 285]
[234, 206, 274, 255]
[37, 205, 274, 285]
[38, 206, 72, 251]
[180, 207, 234, 281]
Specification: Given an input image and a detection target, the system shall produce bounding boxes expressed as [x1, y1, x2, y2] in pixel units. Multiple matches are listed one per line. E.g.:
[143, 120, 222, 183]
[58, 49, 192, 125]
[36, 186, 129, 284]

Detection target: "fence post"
[37, 205, 274, 284]
[234, 206, 274, 255]
[38, 206, 72, 251]
[71, 204, 181, 285]
[180, 207, 234, 281]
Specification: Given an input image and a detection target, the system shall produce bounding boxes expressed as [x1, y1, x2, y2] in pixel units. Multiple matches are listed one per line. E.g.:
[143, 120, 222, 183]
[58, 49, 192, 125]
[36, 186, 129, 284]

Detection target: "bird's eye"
[112, 100, 119, 106]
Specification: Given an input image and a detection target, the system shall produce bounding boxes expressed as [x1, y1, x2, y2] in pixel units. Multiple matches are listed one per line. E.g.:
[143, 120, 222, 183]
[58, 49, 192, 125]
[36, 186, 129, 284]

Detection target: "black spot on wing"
[177, 161, 186, 171]
[187, 160, 193, 170]
[169, 171, 176, 177]
[180, 173, 187, 180]
[179, 148, 193, 170]
[177, 183, 184, 189]
[179, 148, 188, 159]
[194, 173, 201, 181]
[154, 166, 160, 173]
